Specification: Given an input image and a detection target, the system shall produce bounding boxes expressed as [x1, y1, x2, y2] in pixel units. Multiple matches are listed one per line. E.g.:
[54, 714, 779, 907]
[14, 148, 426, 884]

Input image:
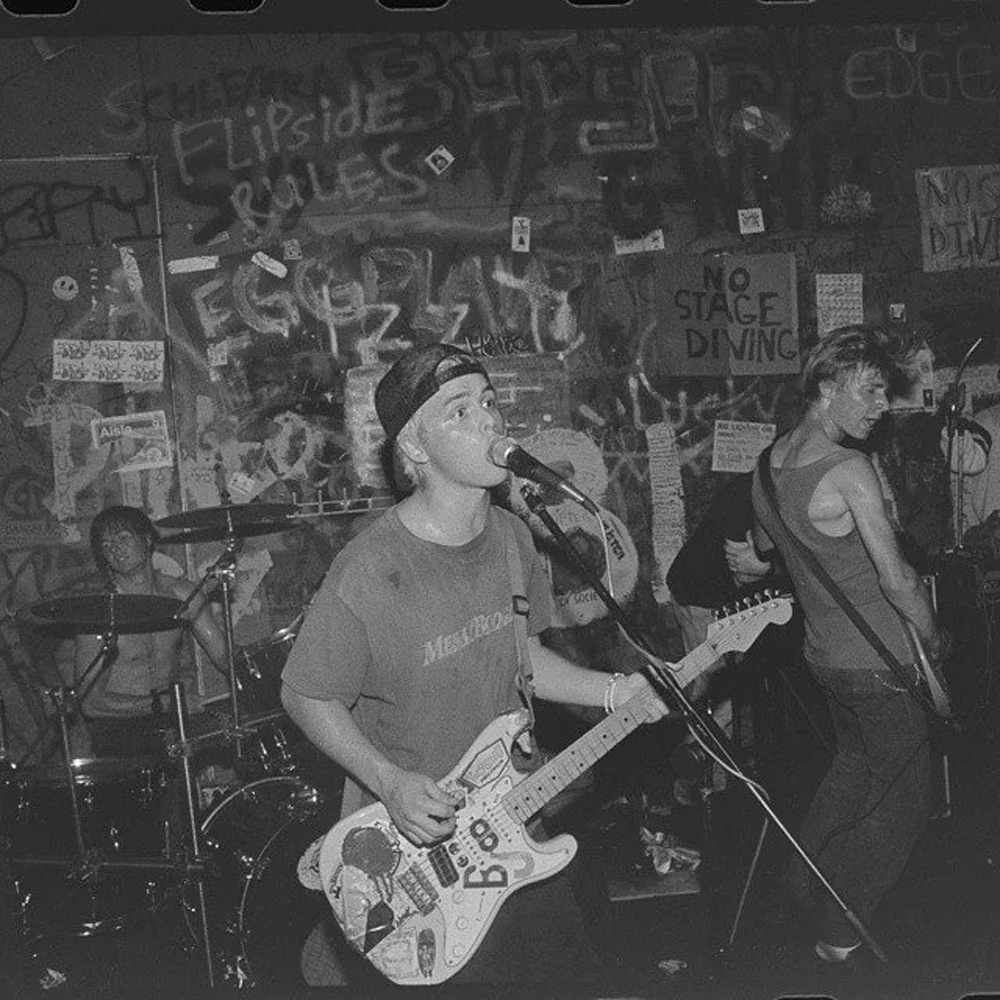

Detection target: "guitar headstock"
[707, 591, 794, 655]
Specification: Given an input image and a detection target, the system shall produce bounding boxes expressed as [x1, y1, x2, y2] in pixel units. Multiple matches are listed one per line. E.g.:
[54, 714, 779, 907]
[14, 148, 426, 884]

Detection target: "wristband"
[604, 672, 625, 715]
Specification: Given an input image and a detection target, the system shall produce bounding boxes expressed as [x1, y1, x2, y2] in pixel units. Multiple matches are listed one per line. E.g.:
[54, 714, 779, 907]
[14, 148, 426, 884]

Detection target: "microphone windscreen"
[488, 437, 516, 468]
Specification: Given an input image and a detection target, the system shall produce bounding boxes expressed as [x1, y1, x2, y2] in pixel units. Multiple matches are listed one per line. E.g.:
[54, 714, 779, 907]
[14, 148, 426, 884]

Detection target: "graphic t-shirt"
[281, 504, 553, 814]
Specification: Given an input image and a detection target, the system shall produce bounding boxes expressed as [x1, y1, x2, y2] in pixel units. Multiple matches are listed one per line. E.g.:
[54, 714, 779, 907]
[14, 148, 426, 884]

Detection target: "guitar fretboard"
[500, 642, 723, 825]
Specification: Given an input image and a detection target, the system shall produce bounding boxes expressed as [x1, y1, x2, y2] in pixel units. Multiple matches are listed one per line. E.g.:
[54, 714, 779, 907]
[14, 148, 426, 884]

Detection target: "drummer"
[64, 505, 228, 757]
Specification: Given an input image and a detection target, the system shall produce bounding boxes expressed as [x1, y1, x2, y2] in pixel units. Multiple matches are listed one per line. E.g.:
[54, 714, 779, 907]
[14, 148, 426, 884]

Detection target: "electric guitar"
[901, 618, 953, 719]
[316, 593, 794, 985]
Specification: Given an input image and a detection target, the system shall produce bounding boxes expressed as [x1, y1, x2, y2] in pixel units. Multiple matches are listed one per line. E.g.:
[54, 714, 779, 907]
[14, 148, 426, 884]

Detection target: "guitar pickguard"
[319, 711, 575, 984]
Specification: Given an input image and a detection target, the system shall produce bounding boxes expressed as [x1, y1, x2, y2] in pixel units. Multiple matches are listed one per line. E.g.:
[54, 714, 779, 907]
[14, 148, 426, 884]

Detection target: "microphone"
[489, 437, 599, 513]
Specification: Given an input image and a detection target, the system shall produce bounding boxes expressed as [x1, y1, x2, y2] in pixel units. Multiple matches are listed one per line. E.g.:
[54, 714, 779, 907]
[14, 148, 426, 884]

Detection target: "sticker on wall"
[53, 339, 165, 384]
[424, 144, 455, 175]
[737, 207, 765, 235]
[511, 216, 531, 253]
[252, 251, 288, 279]
[118, 246, 143, 295]
[167, 255, 220, 275]
[207, 341, 230, 368]
[613, 229, 666, 256]
[52, 275, 79, 301]
[227, 470, 274, 503]
[895, 27, 917, 52]
[90, 410, 172, 475]
[712, 420, 776, 474]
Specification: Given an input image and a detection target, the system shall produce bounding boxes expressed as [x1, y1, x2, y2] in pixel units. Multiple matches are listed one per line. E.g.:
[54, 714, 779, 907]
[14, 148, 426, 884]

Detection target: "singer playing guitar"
[281, 342, 671, 988]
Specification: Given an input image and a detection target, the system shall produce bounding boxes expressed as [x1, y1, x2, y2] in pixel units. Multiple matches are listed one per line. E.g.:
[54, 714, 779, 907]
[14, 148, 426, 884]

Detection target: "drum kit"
[0, 500, 346, 989]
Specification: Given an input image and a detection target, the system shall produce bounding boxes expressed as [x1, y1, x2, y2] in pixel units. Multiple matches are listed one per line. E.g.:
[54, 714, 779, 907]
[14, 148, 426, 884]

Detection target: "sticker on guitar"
[316, 593, 794, 984]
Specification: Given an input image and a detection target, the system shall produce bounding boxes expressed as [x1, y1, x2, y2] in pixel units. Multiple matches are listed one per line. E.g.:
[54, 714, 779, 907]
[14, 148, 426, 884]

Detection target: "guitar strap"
[756, 445, 942, 724]
[501, 514, 537, 739]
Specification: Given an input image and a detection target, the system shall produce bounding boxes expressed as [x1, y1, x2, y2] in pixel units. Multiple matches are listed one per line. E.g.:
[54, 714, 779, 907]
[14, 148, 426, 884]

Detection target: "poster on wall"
[916, 164, 1000, 272]
[712, 420, 776, 473]
[815, 274, 864, 337]
[653, 252, 800, 376]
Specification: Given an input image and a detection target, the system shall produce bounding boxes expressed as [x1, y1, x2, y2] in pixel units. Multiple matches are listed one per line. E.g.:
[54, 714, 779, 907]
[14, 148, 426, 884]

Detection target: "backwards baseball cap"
[375, 343, 491, 441]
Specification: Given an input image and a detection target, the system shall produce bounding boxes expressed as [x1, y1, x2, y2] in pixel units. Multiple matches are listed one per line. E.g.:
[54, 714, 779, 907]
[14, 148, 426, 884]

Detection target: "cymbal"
[157, 521, 299, 546]
[155, 503, 296, 542]
[28, 594, 185, 634]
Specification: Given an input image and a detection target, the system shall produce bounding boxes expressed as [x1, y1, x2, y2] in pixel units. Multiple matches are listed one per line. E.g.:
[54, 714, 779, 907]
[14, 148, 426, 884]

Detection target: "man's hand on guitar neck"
[375, 763, 463, 846]
[616, 670, 672, 720]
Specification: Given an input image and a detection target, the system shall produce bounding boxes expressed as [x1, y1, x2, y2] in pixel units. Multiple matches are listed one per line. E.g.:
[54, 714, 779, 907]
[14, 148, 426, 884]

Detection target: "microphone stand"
[520, 484, 888, 965]
[942, 336, 984, 551]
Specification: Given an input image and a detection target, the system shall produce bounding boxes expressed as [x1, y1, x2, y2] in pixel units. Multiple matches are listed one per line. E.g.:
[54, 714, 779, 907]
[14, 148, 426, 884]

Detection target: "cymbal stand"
[172, 533, 247, 763]
[48, 687, 88, 865]
[17, 631, 118, 768]
[168, 680, 215, 988]
[214, 536, 245, 764]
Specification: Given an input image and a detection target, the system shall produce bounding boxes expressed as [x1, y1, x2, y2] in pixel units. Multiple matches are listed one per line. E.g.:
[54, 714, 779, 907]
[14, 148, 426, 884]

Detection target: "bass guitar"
[317, 593, 793, 985]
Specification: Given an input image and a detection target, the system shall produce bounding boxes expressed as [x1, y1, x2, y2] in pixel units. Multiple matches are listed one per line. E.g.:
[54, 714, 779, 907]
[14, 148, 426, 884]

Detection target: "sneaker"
[815, 940, 861, 963]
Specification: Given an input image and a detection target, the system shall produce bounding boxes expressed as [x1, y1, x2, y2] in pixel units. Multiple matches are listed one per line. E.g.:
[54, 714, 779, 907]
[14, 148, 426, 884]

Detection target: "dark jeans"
[787, 665, 931, 947]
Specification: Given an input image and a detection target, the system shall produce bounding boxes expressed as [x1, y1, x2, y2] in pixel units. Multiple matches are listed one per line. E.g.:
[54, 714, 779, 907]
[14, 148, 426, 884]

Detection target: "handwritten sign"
[916, 164, 1000, 272]
[653, 253, 800, 375]
[53, 339, 164, 384]
[712, 420, 776, 473]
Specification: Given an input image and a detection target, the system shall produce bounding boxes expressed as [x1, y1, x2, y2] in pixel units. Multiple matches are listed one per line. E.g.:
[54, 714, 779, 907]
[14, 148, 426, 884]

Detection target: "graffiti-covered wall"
[2, 23, 1000, 755]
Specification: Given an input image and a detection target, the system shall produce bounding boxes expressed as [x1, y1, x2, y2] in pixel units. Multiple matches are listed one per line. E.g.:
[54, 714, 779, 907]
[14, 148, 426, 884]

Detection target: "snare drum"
[183, 775, 337, 986]
[235, 615, 303, 710]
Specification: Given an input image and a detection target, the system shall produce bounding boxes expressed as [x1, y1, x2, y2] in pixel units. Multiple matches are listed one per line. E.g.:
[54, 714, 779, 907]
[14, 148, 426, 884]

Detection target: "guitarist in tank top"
[750, 324, 947, 971]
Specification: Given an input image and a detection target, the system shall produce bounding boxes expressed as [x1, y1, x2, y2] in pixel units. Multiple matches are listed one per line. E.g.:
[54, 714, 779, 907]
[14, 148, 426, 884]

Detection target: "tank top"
[751, 448, 910, 672]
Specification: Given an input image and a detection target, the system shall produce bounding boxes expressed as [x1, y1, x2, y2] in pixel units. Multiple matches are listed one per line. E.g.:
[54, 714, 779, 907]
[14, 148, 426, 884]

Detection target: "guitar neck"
[501, 643, 718, 825]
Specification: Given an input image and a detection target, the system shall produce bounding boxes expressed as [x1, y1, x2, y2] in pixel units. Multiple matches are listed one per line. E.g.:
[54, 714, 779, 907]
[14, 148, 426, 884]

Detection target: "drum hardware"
[1, 679, 217, 986]
[154, 679, 214, 988]
[156, 499, 299, 769]
[291, 494, 394, 519]
[164, 708, 299, 780]
[233, 616, 303, 712]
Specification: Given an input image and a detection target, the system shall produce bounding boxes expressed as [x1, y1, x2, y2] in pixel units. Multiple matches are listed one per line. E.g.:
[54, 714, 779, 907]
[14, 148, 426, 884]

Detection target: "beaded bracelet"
[603, 672, 625, 715]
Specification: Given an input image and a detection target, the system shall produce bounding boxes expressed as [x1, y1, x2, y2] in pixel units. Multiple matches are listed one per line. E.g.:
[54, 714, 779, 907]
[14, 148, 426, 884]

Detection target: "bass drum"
[184, 775, 337, 987]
